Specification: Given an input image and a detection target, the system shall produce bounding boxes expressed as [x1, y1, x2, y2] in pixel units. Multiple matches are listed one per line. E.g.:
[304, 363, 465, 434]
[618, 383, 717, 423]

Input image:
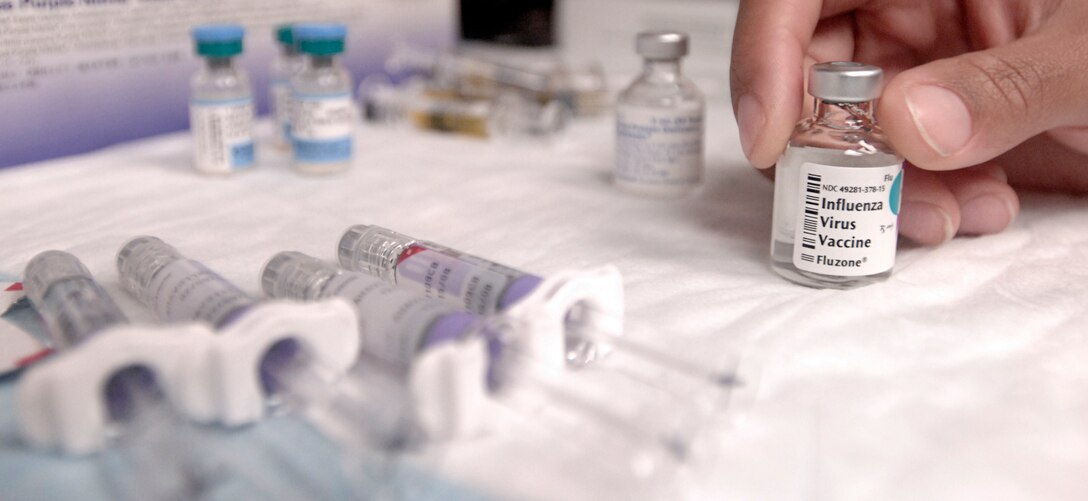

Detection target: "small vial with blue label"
[190, 24, 255, 175]
[271, 24, 304, 149]
[290, 23, 354, 174]
[771, 62, 904, 289]
[615, 32, 705, 198]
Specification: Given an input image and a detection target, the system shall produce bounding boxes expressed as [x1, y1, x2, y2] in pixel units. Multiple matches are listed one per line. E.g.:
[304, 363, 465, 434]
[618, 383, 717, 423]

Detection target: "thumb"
[878, 32, 1088, 171]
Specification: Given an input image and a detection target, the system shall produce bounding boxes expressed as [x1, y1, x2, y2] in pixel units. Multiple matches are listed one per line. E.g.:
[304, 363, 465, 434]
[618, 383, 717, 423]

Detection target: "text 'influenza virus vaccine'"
[271, 24, 304, 149]
[615, 32, 705, 197]
[771, 62, 904, 289]
[190, 24, 255, 175]
[291, 23, 354, 174]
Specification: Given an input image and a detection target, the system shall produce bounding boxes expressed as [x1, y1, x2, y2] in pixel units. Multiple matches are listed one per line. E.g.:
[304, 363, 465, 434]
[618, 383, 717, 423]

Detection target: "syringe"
[115, 237, 417, 454]
[337, 224, 738, 389]
[261, 251, 703, 482]
[21, 251, 207, 500]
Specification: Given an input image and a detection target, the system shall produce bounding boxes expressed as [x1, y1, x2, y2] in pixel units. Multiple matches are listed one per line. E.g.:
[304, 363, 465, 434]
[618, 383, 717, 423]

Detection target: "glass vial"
[770, 62, 904, 289]
[117, 236, 256, 328]
[24, 250, 128, 348]
[261, 251, 478, 371]
[337, 224, 543, 316]
[614, 32, 705, 198]
[190, 24, 255, 175]
[290, 23, 354, 175]
[270, 24, 304, 150]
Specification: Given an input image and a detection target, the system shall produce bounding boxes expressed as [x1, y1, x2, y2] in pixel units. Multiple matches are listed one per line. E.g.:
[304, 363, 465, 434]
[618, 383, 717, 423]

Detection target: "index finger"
[730, 0, 863, 167]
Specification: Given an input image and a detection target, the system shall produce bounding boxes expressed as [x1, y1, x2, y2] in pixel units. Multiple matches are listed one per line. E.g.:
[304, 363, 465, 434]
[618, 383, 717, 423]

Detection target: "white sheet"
[2, 101, 1087, 500]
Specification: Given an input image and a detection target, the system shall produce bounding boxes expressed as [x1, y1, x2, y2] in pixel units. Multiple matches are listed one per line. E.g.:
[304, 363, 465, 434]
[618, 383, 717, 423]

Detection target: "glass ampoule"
[190, 24, 255, 175]
[270, 24, 304, 149]
[614, 32, 705, 198]
[290, 23, 354, 174]
[770, 62, 904, 289]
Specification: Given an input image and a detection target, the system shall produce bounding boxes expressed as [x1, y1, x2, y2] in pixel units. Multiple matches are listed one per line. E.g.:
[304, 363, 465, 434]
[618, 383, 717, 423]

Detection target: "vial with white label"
[271, 24, 304, 149]
[771, 62, 904, 289]
[290, 23, 354, 174]
[614, 32, 705, 197]
[190, 24, 255, 175]
[261, 251, 483, 376]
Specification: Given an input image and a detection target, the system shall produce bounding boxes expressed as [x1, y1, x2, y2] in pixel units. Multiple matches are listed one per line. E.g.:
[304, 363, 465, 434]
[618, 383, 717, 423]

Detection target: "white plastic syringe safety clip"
[16, 323, 216, 455]
[206, 298, 361, 426]
[409, 333, 491, 440]
[503, 265, 625, 370]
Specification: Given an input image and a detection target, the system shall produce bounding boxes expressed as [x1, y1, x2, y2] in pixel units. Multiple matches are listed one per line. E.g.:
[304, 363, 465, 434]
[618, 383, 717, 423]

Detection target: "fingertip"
[899, 201, 956, 246]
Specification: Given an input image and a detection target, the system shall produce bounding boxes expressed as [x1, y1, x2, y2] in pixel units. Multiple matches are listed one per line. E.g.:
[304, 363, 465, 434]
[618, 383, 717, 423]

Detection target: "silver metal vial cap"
[808, 62, 883, 103]
[636, 31, 689, 60]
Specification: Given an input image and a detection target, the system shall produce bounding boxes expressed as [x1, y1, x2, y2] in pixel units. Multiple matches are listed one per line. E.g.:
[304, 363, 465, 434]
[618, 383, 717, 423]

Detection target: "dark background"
[459, 0, 555, 46]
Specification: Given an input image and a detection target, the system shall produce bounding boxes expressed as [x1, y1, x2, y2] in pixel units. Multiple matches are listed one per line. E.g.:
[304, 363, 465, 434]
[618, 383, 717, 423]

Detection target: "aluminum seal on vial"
[635, 32, 688, 60]
[116, 236, 184, 301]
[808, 62, 883, 103]
[337, 224, 415, 281]
[260, 251, 340, 301]
[24, 251, 95, 307]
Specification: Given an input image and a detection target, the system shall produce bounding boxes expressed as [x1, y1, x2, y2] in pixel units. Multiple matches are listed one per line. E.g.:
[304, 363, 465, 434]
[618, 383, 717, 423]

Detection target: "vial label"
[615, 106, 704, 186]
[393, 246, 515, 315]
[291, 92, 354, 164]
[271, 80, 292, 143]
[792, 162, 903, 276]
[146, 259, 254, 327]
[320, 273, 460, 365]
[190, 98, 255, 174]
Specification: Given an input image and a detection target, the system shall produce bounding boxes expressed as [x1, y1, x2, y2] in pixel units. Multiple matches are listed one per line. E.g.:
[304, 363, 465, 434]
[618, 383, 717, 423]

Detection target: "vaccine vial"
[614, 32, 705, 198]
[770, 62, 904, 289]
[117, 236, 256, 328]
[261, 251, 481, 372]
[190, 24, 255, 175]
[270, 24, 304, 149]
[338, 225, 543, 317]
[24, 250, 128, 348]
[290, 23, 354, 174]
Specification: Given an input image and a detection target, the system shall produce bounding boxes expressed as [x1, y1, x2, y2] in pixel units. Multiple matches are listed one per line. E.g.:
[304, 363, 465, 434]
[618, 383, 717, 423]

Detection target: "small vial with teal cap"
[190, 24, 255, 175]
[290, 23, 354, 174]
[770, 62, 904, 289]
[271, 24, 304, 149]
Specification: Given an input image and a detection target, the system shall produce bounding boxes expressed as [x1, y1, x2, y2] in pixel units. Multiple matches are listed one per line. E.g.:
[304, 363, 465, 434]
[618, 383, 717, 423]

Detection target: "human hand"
[731, 0, 1088, 245]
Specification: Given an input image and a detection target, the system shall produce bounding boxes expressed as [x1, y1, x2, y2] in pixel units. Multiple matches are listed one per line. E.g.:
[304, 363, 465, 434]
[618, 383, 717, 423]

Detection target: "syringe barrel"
[117, 236, 256, 327]
[337, 225, 543, 315]
[24, 250, 128, 348]
[262, 251, 479, 369]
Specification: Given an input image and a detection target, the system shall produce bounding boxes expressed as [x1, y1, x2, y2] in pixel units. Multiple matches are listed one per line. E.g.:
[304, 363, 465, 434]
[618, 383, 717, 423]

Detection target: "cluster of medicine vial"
[358, 43, 611, 140]
[190, 23, 355, 175]
[771, 62, 904, 289]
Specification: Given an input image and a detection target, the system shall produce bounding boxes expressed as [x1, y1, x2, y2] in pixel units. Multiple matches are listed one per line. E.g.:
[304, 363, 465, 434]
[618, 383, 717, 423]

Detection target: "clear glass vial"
[190, 24, 255, 175]
[614, 31, 705, 198]
[770, 62, 904, 289]
[270, 24, 304, 149]
[290, 23, 355, 175]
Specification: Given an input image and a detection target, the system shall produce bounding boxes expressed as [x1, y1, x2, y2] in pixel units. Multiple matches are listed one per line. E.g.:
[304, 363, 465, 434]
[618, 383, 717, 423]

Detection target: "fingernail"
[905, 85, 973, 157]
[899, 201, 955, 245]
[959, 195, 1013, 235]
[736, 94, 763, 159]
